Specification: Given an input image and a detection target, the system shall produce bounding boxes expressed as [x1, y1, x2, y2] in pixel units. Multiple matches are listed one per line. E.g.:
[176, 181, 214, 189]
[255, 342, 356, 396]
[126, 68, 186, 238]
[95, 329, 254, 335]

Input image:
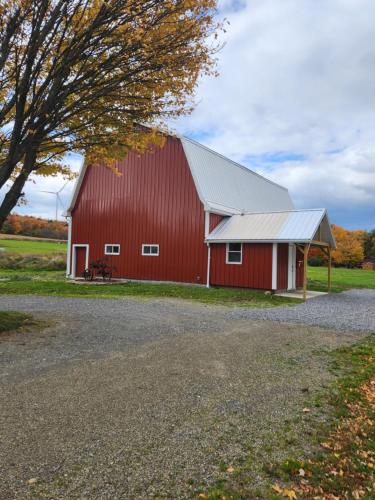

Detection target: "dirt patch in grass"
[0, 311, 47, 336]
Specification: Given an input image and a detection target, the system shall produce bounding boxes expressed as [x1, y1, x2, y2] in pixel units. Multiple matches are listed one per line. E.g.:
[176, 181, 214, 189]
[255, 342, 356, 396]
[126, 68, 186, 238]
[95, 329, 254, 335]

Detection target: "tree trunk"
[0, 150, 37, 229]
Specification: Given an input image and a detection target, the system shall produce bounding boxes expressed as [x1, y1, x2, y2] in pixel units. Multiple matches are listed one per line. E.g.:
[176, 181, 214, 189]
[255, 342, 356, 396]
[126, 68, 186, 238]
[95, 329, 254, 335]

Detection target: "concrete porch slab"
[275, 290, 328, 300]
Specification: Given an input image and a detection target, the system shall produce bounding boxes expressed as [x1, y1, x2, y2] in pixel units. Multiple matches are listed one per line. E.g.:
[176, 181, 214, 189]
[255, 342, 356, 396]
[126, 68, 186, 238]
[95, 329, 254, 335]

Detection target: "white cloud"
[172, 0, 375, 228]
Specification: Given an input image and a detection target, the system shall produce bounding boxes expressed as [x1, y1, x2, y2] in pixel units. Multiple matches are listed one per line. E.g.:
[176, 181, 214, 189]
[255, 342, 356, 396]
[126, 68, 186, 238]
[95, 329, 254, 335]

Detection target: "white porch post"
[206, 243, 211, 288]
[272, 243, 278, 290]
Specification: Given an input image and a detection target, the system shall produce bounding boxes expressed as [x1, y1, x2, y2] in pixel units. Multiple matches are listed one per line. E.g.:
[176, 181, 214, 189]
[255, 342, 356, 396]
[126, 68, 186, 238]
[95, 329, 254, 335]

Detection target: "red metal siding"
[71, 136, 207, 284]
[210, 243, 273, 289]
[277, 243, 288, 290]
[296, 247, 304, 288]
[209, 213, 225, 232]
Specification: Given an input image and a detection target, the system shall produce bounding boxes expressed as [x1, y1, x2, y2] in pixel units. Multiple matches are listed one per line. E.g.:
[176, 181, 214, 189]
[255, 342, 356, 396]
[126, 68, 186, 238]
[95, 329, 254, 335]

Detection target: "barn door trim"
[72, 244, 89, 278]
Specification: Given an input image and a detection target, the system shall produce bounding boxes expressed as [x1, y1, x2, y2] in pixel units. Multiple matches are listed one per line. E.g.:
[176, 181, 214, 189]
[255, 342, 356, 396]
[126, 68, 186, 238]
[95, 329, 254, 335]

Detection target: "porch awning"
[206, 209, 336, 248]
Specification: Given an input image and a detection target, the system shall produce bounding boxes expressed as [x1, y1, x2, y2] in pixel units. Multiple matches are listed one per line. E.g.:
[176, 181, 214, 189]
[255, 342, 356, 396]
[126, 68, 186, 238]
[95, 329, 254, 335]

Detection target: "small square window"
[226, 243, 242, 264]
[142, 244, 159, 256]
[105, 244, 120, 255]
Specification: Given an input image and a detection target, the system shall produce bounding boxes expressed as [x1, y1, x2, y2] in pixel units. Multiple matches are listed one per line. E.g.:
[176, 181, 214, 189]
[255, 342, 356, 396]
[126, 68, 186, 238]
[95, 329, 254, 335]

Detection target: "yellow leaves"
[352, 489, 366, 499]
[272, 484, 283, 494]
[320, 442, 332, 449]
[283, 489, 297, 500]
[272, 484, 298, 499]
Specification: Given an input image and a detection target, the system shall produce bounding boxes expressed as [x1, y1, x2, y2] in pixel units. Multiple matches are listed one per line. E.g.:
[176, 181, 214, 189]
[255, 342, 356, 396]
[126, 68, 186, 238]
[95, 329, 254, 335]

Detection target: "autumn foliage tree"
[0, 0, 220, 228]
[331, 225, 365, 267]
[309, 225, 367, 267]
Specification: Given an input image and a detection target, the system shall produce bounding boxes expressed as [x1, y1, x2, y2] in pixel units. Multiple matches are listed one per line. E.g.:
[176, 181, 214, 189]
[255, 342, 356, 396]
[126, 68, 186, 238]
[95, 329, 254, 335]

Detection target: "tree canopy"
[0, 0, 220, 227]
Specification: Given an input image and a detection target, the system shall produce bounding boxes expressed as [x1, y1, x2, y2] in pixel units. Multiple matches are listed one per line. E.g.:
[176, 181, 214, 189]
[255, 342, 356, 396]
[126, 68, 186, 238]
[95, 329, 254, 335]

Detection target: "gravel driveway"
[0, 293, 372, 499]
[230, 289, 375, 332]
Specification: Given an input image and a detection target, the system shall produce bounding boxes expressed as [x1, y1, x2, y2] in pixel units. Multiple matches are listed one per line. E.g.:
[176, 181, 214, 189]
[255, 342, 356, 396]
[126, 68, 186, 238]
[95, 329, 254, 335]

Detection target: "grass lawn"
[0, 311, 36, 333]
[0, 269, 300, 308]
[308, 265, 375, 292]
[0, 238, 66, 254]
[202, 336, 375, 499]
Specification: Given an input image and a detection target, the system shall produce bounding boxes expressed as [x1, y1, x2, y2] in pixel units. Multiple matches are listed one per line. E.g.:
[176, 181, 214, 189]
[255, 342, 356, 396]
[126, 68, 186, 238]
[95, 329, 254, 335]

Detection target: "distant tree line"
[2, 214, 67, 240]
[309, 225, 375, 268]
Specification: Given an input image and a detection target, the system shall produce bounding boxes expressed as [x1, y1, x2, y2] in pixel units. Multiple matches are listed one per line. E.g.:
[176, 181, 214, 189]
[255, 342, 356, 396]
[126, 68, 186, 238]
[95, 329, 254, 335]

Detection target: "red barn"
[66, 134, 335, 293]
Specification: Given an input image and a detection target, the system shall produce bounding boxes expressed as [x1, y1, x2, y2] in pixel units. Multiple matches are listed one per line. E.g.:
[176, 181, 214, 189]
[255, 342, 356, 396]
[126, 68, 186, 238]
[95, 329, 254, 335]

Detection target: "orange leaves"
[331, 224, 365, 266]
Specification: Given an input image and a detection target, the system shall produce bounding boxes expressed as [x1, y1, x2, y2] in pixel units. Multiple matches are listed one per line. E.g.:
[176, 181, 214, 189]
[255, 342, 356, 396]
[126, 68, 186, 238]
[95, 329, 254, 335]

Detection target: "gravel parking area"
[0, 293, 371, 498]
[230, 289, 375, 332]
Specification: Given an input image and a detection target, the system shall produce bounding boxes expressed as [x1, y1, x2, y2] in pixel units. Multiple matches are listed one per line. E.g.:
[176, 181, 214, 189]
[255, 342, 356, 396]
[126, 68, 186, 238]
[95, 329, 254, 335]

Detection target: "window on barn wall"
[226, 243, 242, 264]
[104, 244, 120, 255]
[142, 244, 159, 256]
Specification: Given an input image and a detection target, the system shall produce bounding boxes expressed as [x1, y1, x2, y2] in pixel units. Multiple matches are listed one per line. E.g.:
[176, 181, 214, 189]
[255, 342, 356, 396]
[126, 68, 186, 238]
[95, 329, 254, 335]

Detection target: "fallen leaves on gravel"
[272, 484, 297, 498]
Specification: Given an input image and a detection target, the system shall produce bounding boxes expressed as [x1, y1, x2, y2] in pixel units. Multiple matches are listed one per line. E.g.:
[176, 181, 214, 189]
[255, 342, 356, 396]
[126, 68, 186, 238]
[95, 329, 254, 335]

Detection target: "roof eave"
[66, 156, 87, 215]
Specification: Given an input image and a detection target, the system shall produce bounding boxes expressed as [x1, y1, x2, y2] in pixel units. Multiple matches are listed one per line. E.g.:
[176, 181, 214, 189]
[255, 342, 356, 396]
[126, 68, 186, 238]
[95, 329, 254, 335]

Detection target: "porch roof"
[206, 209, 336, 248]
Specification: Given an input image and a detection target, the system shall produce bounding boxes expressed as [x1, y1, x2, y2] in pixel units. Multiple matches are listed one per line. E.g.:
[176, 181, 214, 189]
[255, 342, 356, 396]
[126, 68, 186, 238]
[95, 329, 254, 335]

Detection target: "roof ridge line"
[238, 208, 326, 216]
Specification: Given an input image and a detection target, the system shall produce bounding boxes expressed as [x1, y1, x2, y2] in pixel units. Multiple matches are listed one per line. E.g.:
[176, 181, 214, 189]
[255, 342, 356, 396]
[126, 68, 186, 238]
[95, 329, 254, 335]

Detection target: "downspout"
[206, 243, 211, 288]
[66, 216, 72, 278]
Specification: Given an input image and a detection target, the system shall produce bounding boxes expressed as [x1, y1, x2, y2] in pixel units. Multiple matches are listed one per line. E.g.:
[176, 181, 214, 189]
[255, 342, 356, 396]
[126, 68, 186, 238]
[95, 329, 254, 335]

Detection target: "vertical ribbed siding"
[277, 243, 288, 290]
[209, 213, 225, 232]
[210, 243, 273, 289]
[71, 136, 207, 283]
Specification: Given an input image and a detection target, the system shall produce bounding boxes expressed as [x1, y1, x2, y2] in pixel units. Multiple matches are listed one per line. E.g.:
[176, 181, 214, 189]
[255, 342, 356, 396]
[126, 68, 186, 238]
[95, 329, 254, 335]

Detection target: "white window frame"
[142, 244, 159, 256]
[104, 244, 120, 255]
[226, 243, 242, 265]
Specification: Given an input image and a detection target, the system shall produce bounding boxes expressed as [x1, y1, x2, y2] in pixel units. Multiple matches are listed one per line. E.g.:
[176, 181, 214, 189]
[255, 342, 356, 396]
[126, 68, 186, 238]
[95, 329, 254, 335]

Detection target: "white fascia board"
[205, 238, 316, 244]
[66, 156, 87, 215]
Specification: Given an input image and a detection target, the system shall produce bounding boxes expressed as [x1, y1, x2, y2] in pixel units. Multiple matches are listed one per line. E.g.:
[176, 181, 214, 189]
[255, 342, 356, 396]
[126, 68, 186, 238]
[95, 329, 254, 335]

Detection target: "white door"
[288, 244, 296, 290]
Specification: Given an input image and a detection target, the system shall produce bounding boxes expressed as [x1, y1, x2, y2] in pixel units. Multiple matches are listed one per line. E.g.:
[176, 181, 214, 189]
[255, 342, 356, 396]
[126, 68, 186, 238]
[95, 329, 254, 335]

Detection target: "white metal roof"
[206, 209, 336, 247]
[180, 137, 294, 214]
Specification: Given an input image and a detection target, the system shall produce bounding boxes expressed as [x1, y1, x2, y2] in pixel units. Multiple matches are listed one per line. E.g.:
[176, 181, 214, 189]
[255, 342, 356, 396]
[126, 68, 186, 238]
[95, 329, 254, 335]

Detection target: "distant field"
[308, 265, 375, 291]
[0, 238, 66, 255]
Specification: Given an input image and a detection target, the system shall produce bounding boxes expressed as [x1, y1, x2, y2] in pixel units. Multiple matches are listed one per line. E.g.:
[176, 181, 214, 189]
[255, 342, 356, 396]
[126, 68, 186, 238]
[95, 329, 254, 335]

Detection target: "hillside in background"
[2, 214, 68, 240]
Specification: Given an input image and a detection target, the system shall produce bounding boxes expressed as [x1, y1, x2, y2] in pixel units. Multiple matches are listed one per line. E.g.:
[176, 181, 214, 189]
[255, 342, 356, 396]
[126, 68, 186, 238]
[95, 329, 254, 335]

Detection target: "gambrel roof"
[67, 134, 294, 216]
[180, 137, 294, 215]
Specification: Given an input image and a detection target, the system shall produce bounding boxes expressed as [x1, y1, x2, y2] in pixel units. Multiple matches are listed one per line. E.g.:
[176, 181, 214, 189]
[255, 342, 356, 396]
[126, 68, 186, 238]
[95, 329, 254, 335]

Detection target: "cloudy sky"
[9, 0, 375, 229]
